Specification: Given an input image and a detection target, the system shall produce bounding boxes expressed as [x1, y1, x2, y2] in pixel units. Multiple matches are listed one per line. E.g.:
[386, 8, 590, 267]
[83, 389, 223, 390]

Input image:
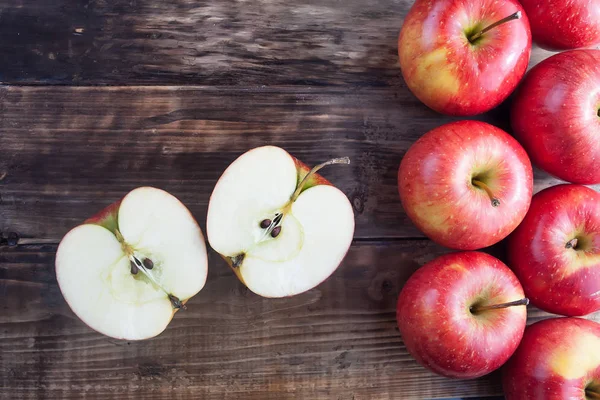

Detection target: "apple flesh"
[508, 184, 600, 317]
[518, 0, 600, 50]
[512, 49, 600, 184]
[398, 120, 533, 250]
[398, 0, 531, 116]
[397, 251, 528, 379]
[503, 317, 600, 400]
[206, 146, 355, 298]
[55, 187, 208, 340]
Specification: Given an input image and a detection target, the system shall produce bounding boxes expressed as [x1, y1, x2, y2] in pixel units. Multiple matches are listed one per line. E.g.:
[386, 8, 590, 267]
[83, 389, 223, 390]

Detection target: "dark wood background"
[1, 1, 598, 399]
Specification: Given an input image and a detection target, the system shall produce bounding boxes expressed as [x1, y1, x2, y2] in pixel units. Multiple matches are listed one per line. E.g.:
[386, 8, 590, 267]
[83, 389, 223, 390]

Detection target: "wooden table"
[1, 1, 598, 399]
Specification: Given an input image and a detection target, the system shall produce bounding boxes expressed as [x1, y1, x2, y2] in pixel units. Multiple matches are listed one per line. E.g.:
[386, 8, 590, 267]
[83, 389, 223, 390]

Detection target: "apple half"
[207, 146, 355, 298]
[55, 187, 208, 340]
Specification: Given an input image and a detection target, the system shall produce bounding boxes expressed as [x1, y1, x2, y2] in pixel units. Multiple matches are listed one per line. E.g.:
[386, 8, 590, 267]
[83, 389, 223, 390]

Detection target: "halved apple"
[207, 146, 355, 298]
[55, 187, 208, 340]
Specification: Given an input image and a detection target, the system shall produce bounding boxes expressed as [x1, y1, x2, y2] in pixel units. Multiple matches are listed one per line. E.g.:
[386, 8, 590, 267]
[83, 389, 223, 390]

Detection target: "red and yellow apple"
[508, 184, 600, 317]
[512, 49, 600, 185]
[518, 0, 600, 50]
[397, 251, 528, 379]
[503, 317, 600, 400]
[398, 120, 533, 250]
[398, 0, 531, 116]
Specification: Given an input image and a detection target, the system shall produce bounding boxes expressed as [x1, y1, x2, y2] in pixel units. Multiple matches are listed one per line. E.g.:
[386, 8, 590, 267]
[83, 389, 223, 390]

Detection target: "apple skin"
[518, 0, 600, 50]
[398, 120, 533, 250]
[503, 317, 600, 400]
[507, 184, 600, 317]
[84, 199, 122, 233]
[398, 0, 531, 116]
[397, 251, 527, 379]
[512, 49, 600, 185]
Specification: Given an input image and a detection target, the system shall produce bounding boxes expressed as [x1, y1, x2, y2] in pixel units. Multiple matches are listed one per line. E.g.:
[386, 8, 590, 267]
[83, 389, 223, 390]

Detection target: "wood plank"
[0, 0, 555, 85]
[1, 85, 587, 242]
[2, 240, 593, 399]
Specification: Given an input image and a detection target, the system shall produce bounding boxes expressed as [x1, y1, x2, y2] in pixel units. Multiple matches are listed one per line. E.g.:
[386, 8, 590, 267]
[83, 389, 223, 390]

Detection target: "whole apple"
[397, 251, 528, 379]
[503, 317, 600, 400]
[512, 49, 600, 184]
[398, 120, 533, 250]
[398, 0, 531, 116]
[518, 0, 600, 50]
[508, 184, 600, 317]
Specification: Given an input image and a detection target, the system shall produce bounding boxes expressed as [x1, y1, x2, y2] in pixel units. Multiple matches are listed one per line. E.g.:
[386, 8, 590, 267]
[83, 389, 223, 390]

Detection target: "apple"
[55, 187, 208, 340]
[508, 184, 600, 317]
[398, 120, 533, 250]
[518, 0, 600, 50]
[206, 146, 355, 298]
[511, 49, 600, 185]
[503, 317, 600, 400]
[398, 0, 531, 116]
[397, 251, 528, 379]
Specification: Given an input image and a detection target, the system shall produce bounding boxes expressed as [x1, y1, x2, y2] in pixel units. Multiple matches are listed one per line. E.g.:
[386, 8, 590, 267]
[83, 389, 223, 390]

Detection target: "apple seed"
[260, 219, 272, 229]
[130, 260, 139, 275]
[271, 226, 282, 238]
[143, 258, 154, 269]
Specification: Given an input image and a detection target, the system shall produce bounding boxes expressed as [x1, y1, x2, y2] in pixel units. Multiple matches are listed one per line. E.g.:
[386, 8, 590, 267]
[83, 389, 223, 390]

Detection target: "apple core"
[229, 156, 350, 268]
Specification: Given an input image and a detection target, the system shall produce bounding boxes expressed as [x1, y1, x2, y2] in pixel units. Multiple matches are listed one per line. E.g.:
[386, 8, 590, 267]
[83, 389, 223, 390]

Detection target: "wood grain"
[0, 0, 554, 86]
[1, 0, 596, 398]
[2, 241, 594, 400]
[0, 85, 587, 243]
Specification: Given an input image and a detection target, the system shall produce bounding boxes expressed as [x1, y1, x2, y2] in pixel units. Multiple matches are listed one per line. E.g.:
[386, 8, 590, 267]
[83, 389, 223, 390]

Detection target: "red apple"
[503, 317, 600, 400]
[397, 251, 528, 379]
[512, 49, 600, 185]
[508, 184, 600, 317]
[398, 0, 531, 116]
[518, 0, 600, 50]
[398, 120, 533, 250]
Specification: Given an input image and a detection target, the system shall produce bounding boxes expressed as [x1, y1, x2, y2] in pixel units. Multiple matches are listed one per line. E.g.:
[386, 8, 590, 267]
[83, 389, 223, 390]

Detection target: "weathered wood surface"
[0, 0, 553, 86]
[0, 85, 583, 243]
[2, 241, 596, 400]
[0, 0, 595, 398]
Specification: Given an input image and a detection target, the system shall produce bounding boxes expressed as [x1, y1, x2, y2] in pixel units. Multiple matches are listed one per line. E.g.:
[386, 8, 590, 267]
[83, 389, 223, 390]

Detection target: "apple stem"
[468, 11, 522, 43]
[587, 389, 600, 400]
[472, 179, 500, 207]
[130, 255, 186, 310]
[566, 238, 579, 249]
[470, 298, 529, 314]
[290, 157, 351, 203]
